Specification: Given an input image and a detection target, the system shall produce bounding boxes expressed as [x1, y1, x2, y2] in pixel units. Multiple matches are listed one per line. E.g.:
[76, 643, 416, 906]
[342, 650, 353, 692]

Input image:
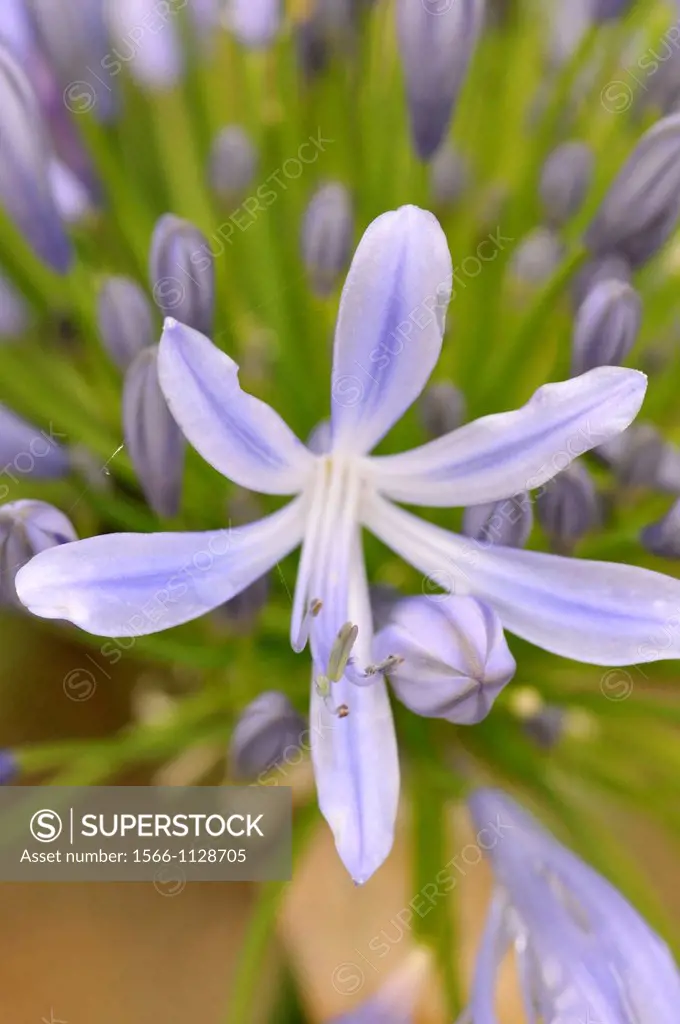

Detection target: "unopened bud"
[229, 691, 306, 780]
[98, 276, 156, 372]
[463, 493, 533, 549]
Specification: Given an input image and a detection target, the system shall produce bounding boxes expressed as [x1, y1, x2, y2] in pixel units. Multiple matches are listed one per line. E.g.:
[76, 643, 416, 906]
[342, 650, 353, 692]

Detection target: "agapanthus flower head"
[229, 691, 306, 780]
[396, 0, 484, 161]
[571, 278, 641, 376]
[0, 41, 72, 273]
[373, 594, 516, 724]
[98, 276, 156, 372]
[585, 112, 680, 268]
[16, 205, 680, 885]
[466, 788, 680, 1023]
[0, 500, 76, 605]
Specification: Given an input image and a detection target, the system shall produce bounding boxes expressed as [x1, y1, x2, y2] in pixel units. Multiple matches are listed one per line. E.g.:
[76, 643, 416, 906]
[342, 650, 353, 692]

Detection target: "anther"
[327, 621, 359, 682]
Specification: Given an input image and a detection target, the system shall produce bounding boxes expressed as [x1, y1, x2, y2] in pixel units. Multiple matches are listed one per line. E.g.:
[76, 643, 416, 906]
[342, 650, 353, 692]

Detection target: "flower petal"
[309, 533, 400, 884]
[363, 492, 680, 666]
[16, 497, 307, 637]
[330, 205, 452, 456]
[370, 367, 647, 506]
[158, 319, 315, 494]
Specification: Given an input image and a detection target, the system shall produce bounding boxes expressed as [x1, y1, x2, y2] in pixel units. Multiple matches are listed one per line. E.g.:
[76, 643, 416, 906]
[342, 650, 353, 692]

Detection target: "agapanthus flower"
[16, 205, 680, 884]
[465, 788, 680, 1022]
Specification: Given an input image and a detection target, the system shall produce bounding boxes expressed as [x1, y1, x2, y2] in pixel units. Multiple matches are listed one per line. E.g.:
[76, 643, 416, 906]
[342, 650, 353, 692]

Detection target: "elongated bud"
[225, 0, 281, 49]
[419, 381, 466, 438]
[105, 0, 183, 88]
[373, 595, 515, 725]
[48, 160, 93, 226]
[0, 43, 72, 272]
[509, 228, 564, 286]
[539, 141, 593, 227]
[123, 347, 185, 518]
[585, 113, 680, 268]
[209, 126, 257, 205]
[537, 462, 600, 550]
[0, 500, 76, 605]
[301, 182, 354, 297]
[463, 493, 533, 548]
[571, 279, 641, 376]
[27, 0, 116, 120]
[98, 276, 156, 372]
[0, 749, 17, 784]
[229, 691, 306, 780]
[150, 215, 215, 336]
[522, 705, 566, 750]
[396, 0, 483, 161]
[0, 270, 31, 339]
[641, 499, 680, 559]
[0, 404, 69, 479]
[429, 144, 469, 206]
[572, 253, 631, 308]
[598, 424, 666, 490]
[593, 0, 633, 19]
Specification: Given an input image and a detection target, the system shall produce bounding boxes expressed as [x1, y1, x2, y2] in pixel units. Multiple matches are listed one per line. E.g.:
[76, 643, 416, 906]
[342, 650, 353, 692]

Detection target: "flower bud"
[0, 43, 72, 272]
[123, 346, 185, 518]
[214, 575, 270, 633]
[0, 749, 17, 784]
[585, 113, 680, 268]
[597, 424, 666, 490]
[593, 0, 633, 19]
[419, 381, 466, 438]
[373, 595, 515, 725]
[429, 144, 469, 207]
[229, 691, 306, 780]
[48, 159, 93, 226]
[209, 126, 257, 205]
[463, 493, 533, 548]
[225, 0, 281, 49]
[0, 404, 69, 480]
[98, 276, 156, 372]
[522, 706, 566, 750]
[149, 215, 215, 337]
[539, 140, 593, 227]
[26, 0, 116, 120]
[571, 254, 631, 309]
[0, 500, 76, 605]
[0, 270, 31, 339]
[537, 462, 600, 549]
[571, 279, 641, 376]
[641, 499, 680, 559]
[509, 228, 564, 286]
[396, 0, 483, 161]
[301, 182, 354, 297]
[105, 0, 183, 88]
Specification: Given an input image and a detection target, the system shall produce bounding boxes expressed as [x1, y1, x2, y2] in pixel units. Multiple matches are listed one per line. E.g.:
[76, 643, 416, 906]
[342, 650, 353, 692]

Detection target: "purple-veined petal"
[369, 367, 646, 507]
[16, 497, 307, 637]
[158, 319, 314, 495]
[362, 491, 680, 666]
[330, 205, 452, 457]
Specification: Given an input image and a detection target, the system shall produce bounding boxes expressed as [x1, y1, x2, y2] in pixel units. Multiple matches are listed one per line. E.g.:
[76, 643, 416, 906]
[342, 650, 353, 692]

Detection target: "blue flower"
[466, 788, 680, 1022]
[16, 205, 680, 883]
